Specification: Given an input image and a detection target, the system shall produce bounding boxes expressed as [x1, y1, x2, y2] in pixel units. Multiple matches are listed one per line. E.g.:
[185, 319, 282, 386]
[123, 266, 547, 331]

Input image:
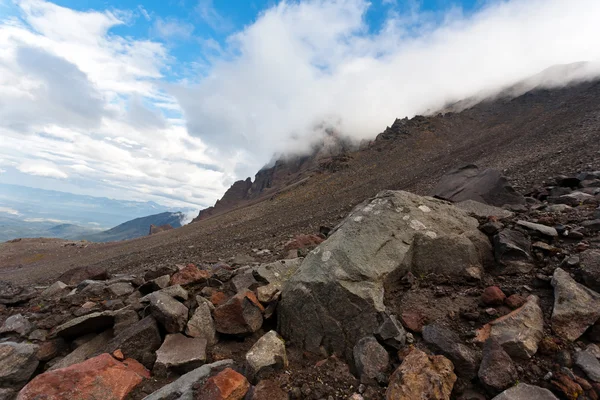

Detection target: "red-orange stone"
[196, 368, 250, 400]
[170, 264, 211, 286]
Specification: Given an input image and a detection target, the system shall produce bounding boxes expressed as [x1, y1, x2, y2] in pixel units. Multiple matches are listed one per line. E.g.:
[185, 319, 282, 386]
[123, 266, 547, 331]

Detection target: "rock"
[547, 204, 572, 212]
[492, 383, 558, 399]
[581, 250, 600, 292]
[551, 372, 584, 400]
[153, 334, 207, 377]
[108, 282, 135, 297]
[505, 294, 526, 309]
[400, 312, 425, 333]
[231, 270, 258, 293]
[254, 259, 303, 290]
[279, 190, 491, 360]
[375, 314, 406, 349]
[170, 264, 211, 286]
[245, 330, 288, 381]
[231, 254, 256, 266]
[141, 285, 189, 302]
[480, 221, 504, 235]
[478, 339, 518, 392]
[493, 229, 533, 273]
[583, 219, 600, 232]
[0, 389, 15, 400]
[353, 337, 389, 383]
[0, 281, 36, 306]
[214, 291, 263, 335]
[516, 220, 558, 237]
[432, 165, 525, 206]
[553, 192, 594, 206]
[385, 348, 456, 400]
[143, 360, 233, 400]
[104, 316, 162, 369]
[148, 292, 189, 333]
[40, 281, 68, 299]
[475, 295, 543, 358]
[186, 302, 217, 345]
[36, 338, 66, 362]
[57, 265, 108, 285]
[52, 311, 115, 339]
[422, 323, 480, 378]
[0, 314, 33, 337]
[17, 353, 148, 400]
[113, 308, 140, 336]
[28, 329, 47, 342]
[575, 350, 600, 382]
[144, 266, 178, 281]
[456, 200, 514, 219]
[482, 286, 506, 306]
[197, 367, 250, 400]
[256, 285, 280, 303]
[551, 268, 600, 341]
[50, 329, 113, 370]
[0, 342, 39, 388]
[139, 275, 171, 295]
[251, 379, 289, 400]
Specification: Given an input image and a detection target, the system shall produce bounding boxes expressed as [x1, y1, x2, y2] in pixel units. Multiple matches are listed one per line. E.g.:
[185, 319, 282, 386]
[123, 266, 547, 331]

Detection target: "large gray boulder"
[279, 190, 491, 360]
[0, 342, 39, 388]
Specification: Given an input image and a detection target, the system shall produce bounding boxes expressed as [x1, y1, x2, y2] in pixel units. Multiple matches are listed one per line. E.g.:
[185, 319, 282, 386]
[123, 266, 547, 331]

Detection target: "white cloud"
[196, 0, 233, 32]
[17, 160, 68, 179]
[0, 206, 20, 215]
[152, 17, 194, 40]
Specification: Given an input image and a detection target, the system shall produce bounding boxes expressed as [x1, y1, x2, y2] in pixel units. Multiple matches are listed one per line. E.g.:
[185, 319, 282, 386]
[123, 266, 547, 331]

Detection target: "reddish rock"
[481, 286, 506, 306]
[283, 234, 324, 251]
[113, 349, 125, 361]
[214, 291, 264, 335]
[36, 339, 67, 362]
[505, 294, 527, 309]
[400, 312, 425, 333]
[211, 292, 229, 307]
[196, 367, 250, 400]
[170, 265, 211, 286]
[251, 379, 289, 400]
[551, 372, 583, 400]
[17, 353, 148, 400]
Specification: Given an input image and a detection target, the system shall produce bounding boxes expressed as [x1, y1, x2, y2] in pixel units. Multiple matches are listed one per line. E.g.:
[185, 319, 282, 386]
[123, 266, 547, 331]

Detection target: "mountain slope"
[81, 212, 183, 243]
[2, 78, 600, 284]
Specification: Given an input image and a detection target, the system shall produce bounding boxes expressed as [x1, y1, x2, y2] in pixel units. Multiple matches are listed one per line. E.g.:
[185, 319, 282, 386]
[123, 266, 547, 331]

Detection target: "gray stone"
[40, 281, 68, 299]
[375, 314, 406, 349]
[0, 314, 33, 337]
[108, 282, 135, 297]
[551, 268, 600, 341]
[50, 330, 112, 370]
[477, 295, 543, 359]
[583, 219, 600, 232]
[104, 316, 162, 369]
[493, 229, 533, 273]
[254, 259, 303, 289]
[0, 342, 39, 387]
[256, 284, 280, 303]
[185, 302, 217, 345]
[196, 295, 215, 311]
[144, 266, 178, 282]
[28, 329, 48, 342]
[52, 311, 114, 339]
[143, 359, 233, 400]
[148, 292, 188, 333]
[478, 339, 518, 392]
[423, 323, 480, 378]
[231, 270, 258, 293]
[546, 204, 572, 213]
[554, 192, 594, 206]
[0, 281, 36, 306]
[113, 308, 140, 336]
[456, 200, 514, 219]
[246, 330, 287, 381]
[575, 350, 600, 382]
[214, 291, 263, 335]
[0, 388, 15, 400]
[516, 220, 558, 237]
[153, 333, 207, 378]
[279, 191, 491, 360]
[580, 250, 600, 292]
[492, 383, 558, 400]
[139, 275, 170, 295]
[141, 285, 188, 302]
[353, 336, 389, 383]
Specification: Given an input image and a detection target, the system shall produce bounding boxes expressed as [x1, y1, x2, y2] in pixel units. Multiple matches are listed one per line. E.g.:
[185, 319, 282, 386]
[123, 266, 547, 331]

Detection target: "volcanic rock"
[516, 220, 558, 237]
[57, 265, 108, 285]
[186, 302, 217, 345]
[245, 330, 288, 381]
[50, 330, 113, 370]
[482, 286, 506, 306]
[0, 342, 39, 388]
[492, 229, 533, 273]
[0, 314, 33, 337]
[254, 259, 303, 290]
[422, 323, 480, 378]
[170, 264, 211, 286]
[492, 383, 559, 399]
[580, 250, 600, 292]
[456, 200, 514, 219]
[40, 281, 68, 299]
[0, 281, 36, 306]
[214, 291, 263, 335]
[197, 367, 250, 400]
[375, 313, 406, 349]
[478, 339, 518, 392]
[353, 336, 389, 383]
[231, 270, 258, 293]
[154, 334, 207, 377]
[575, 350, 600, 382]
[148, 292, 189, 333]
[52, 311, 115, 339]
[104, 316, 162, 369]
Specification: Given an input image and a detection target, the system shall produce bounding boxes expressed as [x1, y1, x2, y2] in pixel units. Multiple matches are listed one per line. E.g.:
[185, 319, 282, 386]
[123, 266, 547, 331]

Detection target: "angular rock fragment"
[493, 229, 533, 273]
[0, 342, 39, 388]
[491, 383, 558, 400]
[104, 316, 162, 369]
[197, 367, 250, 400]
[478, 339, 518, 392]
[186, 302, 217, 345]
[148, 292, 189, 333]
[153, 333, 207, 377]
[52, 311, 115, 339]
[423, 323, 480, 378]
[214, 291, 263, 335]
[353, 336, 389, 383]
[0, 314, 33, 337]
[246, 330, 288, 381]
[57, 265, 108, 285]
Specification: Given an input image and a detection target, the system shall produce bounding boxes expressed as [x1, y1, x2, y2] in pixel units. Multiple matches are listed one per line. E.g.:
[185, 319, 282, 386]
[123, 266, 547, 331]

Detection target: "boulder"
[113, 308, 140, 336]
[108, 282, 135, 297]
[516, 220, 558, 237]
[492, 383, 559, 400]
[551, 268, 600, 341]
[245, 330, 288, 381]
[375, 314, 406, 349]
[575, 350, 600, 382]
[432, 165, 525, 206]
[279, 190, 491, 360]
[57, 265, 108, 285]
[197, 367, 250, 400]
[214, 291, 263, 335]
[0, 281, 36, 306]
[52, 311, 115, 339]
[353, 337, 389, 383]
[0, 389, 15, 400]
[17, 353, 148, 400]
[231, 270, 258, 293]
[143, 360, 233, 400]
[422, 323, 480, 378]
[186, 302, 217, 345]
[478, 339, 518, 393]
[475, 295, 543, 358]
[580, 250, 600, 292]
[254, 259, 303, 290]
[0, 342, 39, 388]
[0, 314, 33, 337]
[141, 285, 188, 302]
[104, 316, 162, 369]
[148, 292, 189, 333]
[170, 264, 211, 286]
[385, 348, 456, 400]
[139, 274, 170, 295]
[153, 334, 207, 377]
[456, 200, 514, 219]
[492, 229, 533, 273]
[40, 281, 69, 299]
[50, 330, 112, 370]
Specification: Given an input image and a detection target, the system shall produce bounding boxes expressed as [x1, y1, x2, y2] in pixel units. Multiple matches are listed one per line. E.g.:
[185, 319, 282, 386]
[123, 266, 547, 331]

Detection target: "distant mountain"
[81, 212, 183, 242]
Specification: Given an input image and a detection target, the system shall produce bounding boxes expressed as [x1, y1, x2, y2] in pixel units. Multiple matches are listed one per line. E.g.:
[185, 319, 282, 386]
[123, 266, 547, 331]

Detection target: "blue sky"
[0, 0, 599, 212]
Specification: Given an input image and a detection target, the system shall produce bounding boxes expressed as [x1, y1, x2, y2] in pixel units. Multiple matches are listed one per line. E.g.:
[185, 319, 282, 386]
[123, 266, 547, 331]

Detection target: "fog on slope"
[172, 0, 600, 178]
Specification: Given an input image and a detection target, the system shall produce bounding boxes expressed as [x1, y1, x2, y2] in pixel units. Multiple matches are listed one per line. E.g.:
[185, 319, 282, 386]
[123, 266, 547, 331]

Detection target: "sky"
[0, 0, 599, 212]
